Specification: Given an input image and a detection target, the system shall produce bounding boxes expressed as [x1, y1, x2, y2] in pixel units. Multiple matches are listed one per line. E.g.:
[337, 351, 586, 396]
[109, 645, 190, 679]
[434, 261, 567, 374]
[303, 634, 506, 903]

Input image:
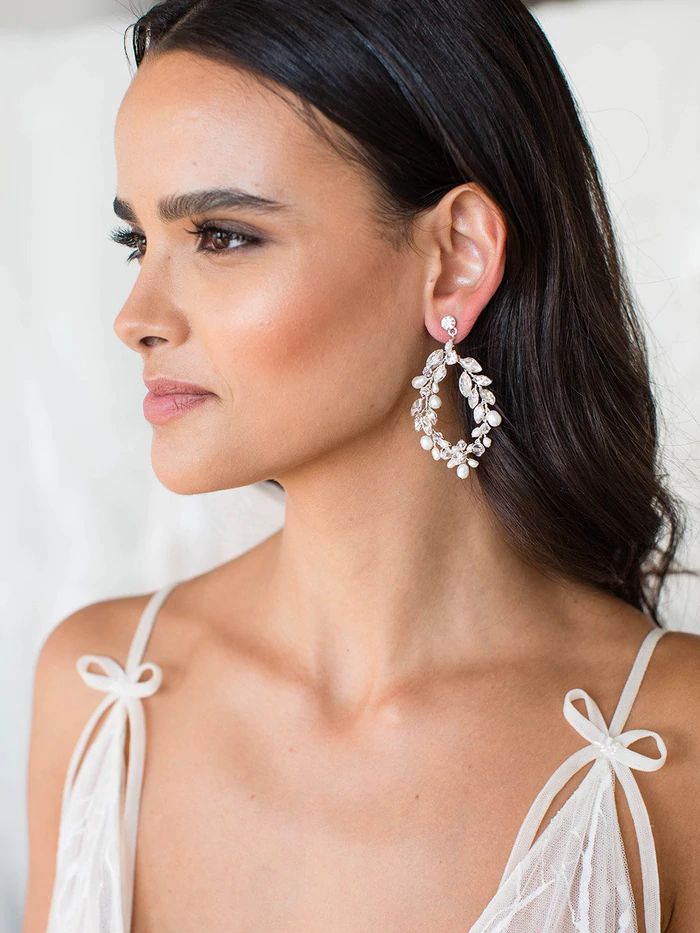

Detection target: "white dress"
[45, 581, 669, 932]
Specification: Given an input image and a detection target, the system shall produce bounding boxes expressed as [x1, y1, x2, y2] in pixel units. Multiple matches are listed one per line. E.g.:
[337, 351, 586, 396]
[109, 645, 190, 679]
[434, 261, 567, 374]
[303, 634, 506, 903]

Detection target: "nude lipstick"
[143, 378, 215, 425]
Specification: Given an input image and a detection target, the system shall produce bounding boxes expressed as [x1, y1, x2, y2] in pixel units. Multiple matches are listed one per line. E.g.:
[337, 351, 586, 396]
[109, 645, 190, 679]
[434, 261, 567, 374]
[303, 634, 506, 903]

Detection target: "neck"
[247, 416, 597, 717]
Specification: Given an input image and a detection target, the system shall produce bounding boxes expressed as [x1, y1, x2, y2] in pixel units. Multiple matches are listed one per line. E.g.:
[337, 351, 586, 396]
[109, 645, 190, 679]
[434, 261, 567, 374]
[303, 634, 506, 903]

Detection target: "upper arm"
[656, 630, 700, 931]
[21, 596, 144, 933]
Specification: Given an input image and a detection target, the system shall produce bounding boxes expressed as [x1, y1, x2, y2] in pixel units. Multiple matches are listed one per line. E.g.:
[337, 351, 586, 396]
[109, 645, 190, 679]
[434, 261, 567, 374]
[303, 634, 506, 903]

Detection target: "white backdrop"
[1, 2, 699, 929]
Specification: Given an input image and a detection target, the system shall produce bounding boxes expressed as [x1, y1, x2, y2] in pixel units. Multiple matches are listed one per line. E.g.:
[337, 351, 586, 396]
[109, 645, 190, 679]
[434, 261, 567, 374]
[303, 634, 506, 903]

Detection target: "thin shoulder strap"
[497, 624, 669, 901]
[609, 625, 667, 736]
[125, 580, 180, 672]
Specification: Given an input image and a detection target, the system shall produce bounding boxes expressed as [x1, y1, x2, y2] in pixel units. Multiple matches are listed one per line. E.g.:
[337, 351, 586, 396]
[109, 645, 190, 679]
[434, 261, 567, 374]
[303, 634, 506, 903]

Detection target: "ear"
[420, 184, 507, 344]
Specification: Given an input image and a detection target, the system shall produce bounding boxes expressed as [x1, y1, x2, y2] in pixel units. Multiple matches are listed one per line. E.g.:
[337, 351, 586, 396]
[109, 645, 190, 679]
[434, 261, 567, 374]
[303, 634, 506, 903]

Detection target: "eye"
[109, 226, 146, 263]
[186, 222, 262, 255]
[108, 222, 262, 264]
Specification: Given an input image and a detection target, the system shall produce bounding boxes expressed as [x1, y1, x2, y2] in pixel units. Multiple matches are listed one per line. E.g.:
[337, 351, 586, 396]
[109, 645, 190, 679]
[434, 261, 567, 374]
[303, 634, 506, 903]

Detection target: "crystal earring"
[410, 315, 502, 479]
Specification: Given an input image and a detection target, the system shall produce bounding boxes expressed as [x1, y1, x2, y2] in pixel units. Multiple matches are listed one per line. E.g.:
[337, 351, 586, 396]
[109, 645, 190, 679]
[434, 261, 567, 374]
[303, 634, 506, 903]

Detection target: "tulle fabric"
[44, 585, 667, 933]
[469, 650, 669, 933]
[46, 695, 129, 933]
[470, 759, 637, 931]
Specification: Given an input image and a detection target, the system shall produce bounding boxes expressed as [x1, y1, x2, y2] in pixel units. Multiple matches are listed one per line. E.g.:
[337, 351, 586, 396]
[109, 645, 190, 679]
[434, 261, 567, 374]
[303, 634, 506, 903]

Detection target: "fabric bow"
[563, 687, 667, 771]
[76, 654, 163, 701]
[52, 652, 164, 933]
[497, 678, 668, 933]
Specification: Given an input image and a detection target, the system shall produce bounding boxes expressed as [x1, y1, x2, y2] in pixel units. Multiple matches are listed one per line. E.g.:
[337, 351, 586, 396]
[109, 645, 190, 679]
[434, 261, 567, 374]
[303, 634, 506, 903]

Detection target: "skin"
[23, 48, 700, 933]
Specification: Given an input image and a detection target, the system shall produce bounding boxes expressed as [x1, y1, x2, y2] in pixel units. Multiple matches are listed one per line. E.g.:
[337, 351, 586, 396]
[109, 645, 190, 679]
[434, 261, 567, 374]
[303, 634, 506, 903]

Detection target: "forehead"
[114, 49, 360, 212]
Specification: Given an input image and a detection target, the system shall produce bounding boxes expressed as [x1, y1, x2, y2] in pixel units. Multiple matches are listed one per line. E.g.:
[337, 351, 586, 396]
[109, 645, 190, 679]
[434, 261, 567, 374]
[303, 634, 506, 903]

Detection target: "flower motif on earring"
[410, 315, 502, 479]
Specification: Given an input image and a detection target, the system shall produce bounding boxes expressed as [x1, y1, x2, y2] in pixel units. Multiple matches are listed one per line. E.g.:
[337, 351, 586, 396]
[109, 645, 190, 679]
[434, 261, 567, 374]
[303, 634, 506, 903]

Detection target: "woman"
[22, 0, 700, 930]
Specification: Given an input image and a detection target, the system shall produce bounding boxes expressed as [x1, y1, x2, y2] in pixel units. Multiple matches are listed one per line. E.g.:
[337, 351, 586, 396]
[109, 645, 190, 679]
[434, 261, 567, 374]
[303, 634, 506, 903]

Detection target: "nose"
[112, 266, 185, 353]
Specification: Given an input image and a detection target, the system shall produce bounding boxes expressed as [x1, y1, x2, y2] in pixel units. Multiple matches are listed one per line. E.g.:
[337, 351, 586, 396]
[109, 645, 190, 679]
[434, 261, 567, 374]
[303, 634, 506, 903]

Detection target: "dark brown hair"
[125, 0, 696, 625]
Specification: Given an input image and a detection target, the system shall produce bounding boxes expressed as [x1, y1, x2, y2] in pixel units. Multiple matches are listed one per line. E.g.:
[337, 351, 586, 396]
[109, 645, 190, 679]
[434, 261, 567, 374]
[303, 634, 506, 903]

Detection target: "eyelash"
[108, 222, 262, 263]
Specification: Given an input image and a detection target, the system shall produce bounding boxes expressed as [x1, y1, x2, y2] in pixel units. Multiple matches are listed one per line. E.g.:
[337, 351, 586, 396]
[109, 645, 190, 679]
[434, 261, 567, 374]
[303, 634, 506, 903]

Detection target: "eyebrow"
[113, 187, 291, 225]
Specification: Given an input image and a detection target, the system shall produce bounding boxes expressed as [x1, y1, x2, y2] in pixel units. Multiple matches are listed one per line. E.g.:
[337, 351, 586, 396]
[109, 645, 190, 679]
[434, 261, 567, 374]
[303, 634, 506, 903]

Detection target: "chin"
[151, 458, 276, 496]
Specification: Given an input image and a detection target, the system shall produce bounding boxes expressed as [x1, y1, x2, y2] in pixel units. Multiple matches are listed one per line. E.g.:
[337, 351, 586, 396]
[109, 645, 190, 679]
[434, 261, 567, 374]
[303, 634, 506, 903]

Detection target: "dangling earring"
[410, 315, 502, 479]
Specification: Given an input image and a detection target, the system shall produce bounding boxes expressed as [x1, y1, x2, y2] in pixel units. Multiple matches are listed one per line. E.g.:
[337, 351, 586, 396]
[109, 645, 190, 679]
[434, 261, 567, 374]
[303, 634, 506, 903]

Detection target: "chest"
[128, 672, 671, 932]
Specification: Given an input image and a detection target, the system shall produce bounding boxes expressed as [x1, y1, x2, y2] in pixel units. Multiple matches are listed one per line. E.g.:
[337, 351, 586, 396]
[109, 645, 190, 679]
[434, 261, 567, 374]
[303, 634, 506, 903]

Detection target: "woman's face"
[113, 50, 445, 494]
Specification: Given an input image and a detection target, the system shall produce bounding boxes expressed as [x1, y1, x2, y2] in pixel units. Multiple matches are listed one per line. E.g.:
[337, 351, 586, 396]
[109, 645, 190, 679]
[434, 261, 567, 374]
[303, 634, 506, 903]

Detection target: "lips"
[142, 376, 216, 424]
[144, 377, 213, 396]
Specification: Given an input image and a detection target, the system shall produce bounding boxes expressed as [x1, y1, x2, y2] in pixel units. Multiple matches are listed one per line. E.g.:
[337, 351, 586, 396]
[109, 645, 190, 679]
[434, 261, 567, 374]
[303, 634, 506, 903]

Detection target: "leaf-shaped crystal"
[473, 374, 492, 386]
[433, 363, 447, 383]
[468, 388, 479, 408]
[426, 349, 445, 368]
[481, 388, 496, 404]
[474, 404, 485, 423]
[410, 399, 421, 415]
[458, 371, 472, 397]
[461, 357, 482, 373]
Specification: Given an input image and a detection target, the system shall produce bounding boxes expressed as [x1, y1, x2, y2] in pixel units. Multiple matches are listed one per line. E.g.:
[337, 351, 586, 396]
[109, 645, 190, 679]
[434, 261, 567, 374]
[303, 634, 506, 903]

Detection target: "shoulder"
[639, 627, 700, 931]
[647, 627, 700, 732]
[37, 592, 155, 673]
[32, 592, 159, 722]
[650, 627, 700, 772]
[30, 590, 160, 785]
[22, 592, 154, 932]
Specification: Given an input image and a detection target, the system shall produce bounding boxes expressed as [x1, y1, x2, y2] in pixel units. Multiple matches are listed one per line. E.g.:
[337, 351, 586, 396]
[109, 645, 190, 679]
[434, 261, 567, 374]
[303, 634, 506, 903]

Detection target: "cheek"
[196, 242, 412, 459]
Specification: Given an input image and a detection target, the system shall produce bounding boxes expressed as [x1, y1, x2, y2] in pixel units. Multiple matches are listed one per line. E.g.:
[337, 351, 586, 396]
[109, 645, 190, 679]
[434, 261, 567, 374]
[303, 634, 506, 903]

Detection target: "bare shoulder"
[643, 625, 700, 703]
[648, 627, 700, 735]
[31, 591, 160, 738]
[641, 627, 700, 931]
[653, 624, 700, 676]
[21, 591, 155, 933]
[37, 591, 156, 674]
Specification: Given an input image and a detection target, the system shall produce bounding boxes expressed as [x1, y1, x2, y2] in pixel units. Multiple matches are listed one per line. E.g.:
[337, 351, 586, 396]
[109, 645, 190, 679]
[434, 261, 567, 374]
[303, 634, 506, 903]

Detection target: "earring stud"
[410, 315, 502, 479]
